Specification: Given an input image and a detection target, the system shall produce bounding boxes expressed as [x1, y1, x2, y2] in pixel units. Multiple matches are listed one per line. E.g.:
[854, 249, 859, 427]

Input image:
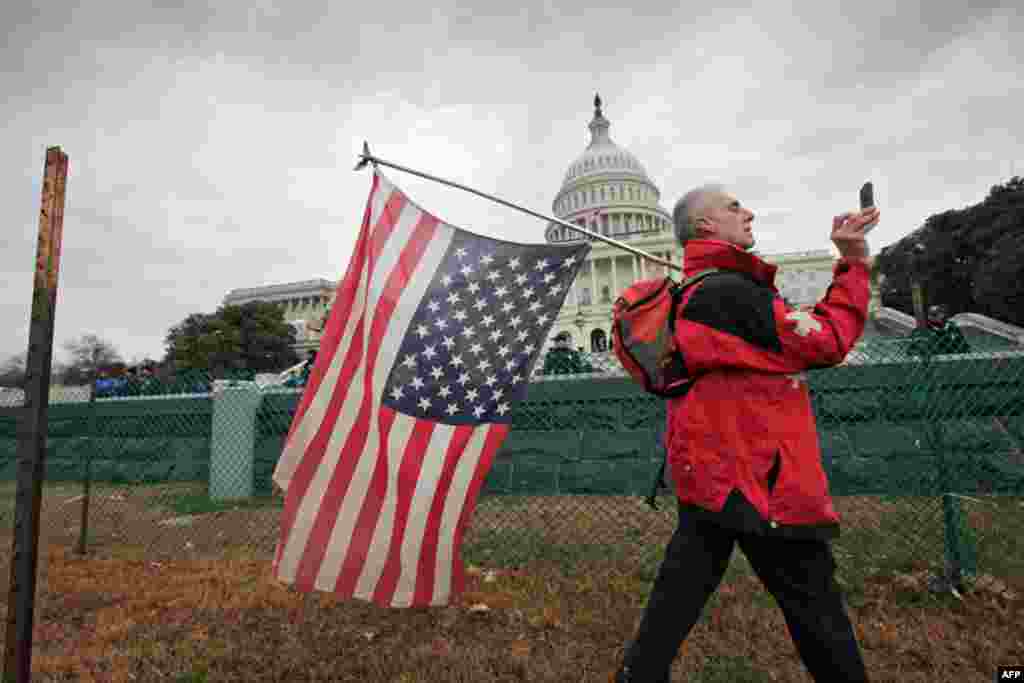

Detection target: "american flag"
[272, 170, 590, 607]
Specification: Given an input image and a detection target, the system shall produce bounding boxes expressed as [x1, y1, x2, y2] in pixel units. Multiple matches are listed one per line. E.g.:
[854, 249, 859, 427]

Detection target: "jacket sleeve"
[674, 259, 871, 375]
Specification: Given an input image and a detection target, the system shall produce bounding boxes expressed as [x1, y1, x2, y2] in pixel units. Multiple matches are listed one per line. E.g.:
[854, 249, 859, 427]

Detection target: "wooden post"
[3, 146, 69, 683]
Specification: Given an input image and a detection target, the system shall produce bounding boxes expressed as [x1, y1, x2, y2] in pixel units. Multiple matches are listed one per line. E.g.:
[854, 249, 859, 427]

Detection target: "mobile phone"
[859, 181, 874, 209]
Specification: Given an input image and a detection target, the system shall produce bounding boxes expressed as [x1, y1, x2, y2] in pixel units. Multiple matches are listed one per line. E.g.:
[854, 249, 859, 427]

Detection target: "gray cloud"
[2, 0, 1020, 364]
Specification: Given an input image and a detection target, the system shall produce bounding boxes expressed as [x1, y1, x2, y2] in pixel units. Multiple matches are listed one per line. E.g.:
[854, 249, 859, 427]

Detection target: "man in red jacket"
[614, 185, 879, 683]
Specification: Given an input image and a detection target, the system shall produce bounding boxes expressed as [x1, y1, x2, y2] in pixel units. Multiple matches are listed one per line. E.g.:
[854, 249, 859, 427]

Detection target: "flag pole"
[354, 142, 681, 272]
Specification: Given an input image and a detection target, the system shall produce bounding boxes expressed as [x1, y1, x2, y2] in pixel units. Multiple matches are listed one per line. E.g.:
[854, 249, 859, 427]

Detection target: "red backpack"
[612, 269, 719, 397]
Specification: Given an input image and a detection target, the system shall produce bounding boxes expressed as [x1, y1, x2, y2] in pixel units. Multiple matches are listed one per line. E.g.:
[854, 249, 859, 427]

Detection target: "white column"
[640, 254, 646, 279]
[590, 258, 598, 304]
[611, 255, 619, 299]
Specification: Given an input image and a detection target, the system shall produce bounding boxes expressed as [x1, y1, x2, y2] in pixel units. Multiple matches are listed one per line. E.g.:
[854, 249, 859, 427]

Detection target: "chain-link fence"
[2, 332, 1023, 623]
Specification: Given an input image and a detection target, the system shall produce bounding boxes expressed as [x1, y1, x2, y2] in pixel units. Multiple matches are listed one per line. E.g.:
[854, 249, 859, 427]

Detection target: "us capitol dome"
[544, 94, 697, 354]
[541, 94, 842, 355]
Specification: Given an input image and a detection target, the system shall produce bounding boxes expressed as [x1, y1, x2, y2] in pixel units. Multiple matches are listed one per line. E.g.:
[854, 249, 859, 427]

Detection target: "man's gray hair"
[672, 184, 725, 246]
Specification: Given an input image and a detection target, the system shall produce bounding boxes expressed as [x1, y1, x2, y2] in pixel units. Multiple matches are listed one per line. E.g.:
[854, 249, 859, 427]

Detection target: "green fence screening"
[1, 336, 1023, 590]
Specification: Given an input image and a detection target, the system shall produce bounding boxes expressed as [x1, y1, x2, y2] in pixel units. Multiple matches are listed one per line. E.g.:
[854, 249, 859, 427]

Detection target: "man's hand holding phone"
[831, 181, 880, 264]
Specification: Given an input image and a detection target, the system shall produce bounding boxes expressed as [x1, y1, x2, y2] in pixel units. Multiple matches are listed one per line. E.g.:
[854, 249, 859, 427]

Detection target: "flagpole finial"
[354, 141, 374, 171]
[594, 93, 602, 114]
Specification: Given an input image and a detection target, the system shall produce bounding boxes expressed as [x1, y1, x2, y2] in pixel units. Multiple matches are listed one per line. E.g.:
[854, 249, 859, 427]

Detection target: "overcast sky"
[2, 0, 1020, 366]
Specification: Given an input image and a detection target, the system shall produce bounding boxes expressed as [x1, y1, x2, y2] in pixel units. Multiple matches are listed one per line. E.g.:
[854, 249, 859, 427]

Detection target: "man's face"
[695, 191, 755, 250]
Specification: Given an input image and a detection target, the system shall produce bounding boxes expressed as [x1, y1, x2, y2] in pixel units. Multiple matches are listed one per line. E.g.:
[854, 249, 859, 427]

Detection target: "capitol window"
[580, 287, 592, 305]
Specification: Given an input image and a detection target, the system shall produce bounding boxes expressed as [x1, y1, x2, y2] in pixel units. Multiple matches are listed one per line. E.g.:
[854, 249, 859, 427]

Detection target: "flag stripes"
[273, 170, 589, 607]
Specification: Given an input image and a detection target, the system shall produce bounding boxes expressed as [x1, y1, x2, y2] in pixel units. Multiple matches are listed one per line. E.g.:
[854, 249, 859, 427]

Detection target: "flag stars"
[496, 402, 510, 415]
[401, 354, 417, 369]
[446, 403, 459, 416]
[484, 374, 498, 387]
[415, 324, 430, 339]
[508, 256, 520, 270]
[543, 272, 556, 284]
[489, 329, 502, 343]
[410, 376, 425, 391]
[467, 281, 481, 294]
[430, 366, 444, 380]
[438, 385, 452, 399]
[460, 264, 474, 277]
[517, 330, 529, 343]
[427, 299, 441, 313]
[446, 292, 461, 305]
[510, 315, 522, 329]
[390, 386, 404, 401]
[534, 258, 549, 271]
[497, 345, 511, 358]
[455, 247, 468, 260]
[473, 298, 488, 311]
[457, 372, 471, 386]
[523, 343, 536, 355]
[492, 388, 504, 402]
[536, 313, 550, 326]
[418, 397, 432, 412]
[480, 253, 495, 265]
[504, 359, 517, 372]
[515, 273, 528, 286]
[441, 336, 456, 350]
[441, 274, 454, 287]
[469, 342, 485, 356]
[422, 344, 438, 360]
[460, 325, 476, 339]
[449, 354, 464, 368]
[549, 284, 563, 296]
[473, 405, 486, 419]
[466, 388, 480, 402]
[521, 287, 535, 299]
[494, 286, 508, 298]
[477, 358, 492, 373]
[453, 309, 468, 322]
[528, 301, 542, 312]
[434, 318, 449, 331]
[486, 270, 501, 282]
[501, 301, 515, 314]
[562, 255, 577, 268]
[481, 314, 496, 328]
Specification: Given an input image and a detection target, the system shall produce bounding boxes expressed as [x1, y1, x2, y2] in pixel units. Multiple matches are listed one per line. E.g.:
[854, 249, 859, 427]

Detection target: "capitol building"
[225, 95, 871, 356]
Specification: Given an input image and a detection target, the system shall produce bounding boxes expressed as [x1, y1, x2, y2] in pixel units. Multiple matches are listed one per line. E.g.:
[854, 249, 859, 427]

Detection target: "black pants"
[620, 502, 869, 682]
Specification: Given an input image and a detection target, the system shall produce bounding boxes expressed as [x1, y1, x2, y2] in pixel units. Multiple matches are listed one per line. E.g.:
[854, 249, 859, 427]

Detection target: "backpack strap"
[666, 268, 719, 335]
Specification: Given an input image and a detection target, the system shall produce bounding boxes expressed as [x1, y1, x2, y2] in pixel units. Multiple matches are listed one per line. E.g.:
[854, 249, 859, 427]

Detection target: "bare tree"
[60, 334, 123, 385]
[0, 352, 27, 388]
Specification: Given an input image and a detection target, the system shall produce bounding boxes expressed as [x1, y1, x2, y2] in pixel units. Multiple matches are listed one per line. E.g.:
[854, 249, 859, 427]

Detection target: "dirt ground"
[1, 486, 1021, 682]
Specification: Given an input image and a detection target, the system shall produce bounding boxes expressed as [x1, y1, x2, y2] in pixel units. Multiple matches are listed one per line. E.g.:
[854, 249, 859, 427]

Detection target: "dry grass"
[1, 485, 1022, 682]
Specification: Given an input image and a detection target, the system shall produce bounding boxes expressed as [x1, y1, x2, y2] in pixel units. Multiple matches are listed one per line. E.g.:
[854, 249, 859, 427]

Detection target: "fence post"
[209, 383, 261, 501]
[3, 146, 69, 683]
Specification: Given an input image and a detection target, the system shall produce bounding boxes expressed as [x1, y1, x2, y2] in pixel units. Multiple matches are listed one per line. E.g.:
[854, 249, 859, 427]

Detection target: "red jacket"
[667, 239, 870, 537]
